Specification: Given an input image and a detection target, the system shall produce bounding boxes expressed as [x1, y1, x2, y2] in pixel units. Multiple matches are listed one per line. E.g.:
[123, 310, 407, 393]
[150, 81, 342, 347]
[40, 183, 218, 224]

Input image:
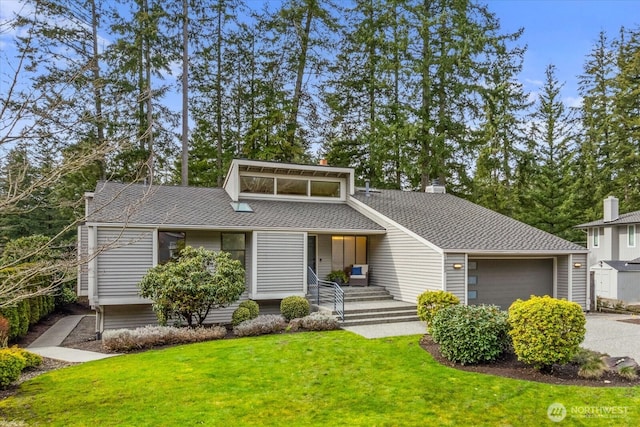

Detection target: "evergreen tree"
[611, 27, 640, 211]
[520, 65, 579, 241]
[472, 41, 530, 216]
[575, 31, 616, 222]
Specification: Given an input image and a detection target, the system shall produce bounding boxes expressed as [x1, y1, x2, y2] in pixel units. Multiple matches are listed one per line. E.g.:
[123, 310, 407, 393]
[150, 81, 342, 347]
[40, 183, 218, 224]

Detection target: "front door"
[307, 235, 317, 273]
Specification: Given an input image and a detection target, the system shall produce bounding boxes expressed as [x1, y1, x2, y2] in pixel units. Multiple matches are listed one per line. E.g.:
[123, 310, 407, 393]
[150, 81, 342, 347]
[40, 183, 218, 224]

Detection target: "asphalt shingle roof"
[352, 189, 585, 252]
[87, 181, 384, 232]
[576, 210, 640, 228]
[603, 260, 640, 272]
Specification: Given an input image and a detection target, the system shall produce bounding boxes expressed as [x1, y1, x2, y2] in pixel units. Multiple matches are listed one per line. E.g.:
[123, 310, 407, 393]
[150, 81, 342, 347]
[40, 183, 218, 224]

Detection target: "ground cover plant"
[1, 331, 639, 426]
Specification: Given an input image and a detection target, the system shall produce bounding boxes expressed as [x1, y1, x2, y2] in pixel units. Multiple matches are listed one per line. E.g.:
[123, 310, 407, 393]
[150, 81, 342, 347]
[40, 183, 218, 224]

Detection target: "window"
[239, 174, 341, 199]
[310, 180, 340, 198]
[468, 290, 478, 300]
[158, 231, 185, 264]
[240, 176, 274, 194]
[277, 178, 307, 196]
[629, 225, 636, 248]
[222, 233, 246, 266]
[331, 236, 367, 271]
[592, 227, 600, 248]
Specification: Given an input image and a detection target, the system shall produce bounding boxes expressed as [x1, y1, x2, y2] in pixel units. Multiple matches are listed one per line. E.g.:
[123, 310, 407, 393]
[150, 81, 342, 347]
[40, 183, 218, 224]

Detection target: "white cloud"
[564, 96, 583, 108]
[525, 78, 544, 86]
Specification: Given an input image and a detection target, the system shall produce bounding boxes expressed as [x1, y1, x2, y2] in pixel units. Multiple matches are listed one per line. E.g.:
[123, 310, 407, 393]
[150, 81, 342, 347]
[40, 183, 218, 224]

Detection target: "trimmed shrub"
[0, 351, 26, 387]
[280, 296, 310, 321]
[28, 297, 41, 326]
[7, 347, 42, 368]
[417, 290, 460, 331]
[103, 325, 227, 352]
[233, 315, 287, 337]
[301, 312, 339, 331]
[0, 315, 9, 348]
[238, 300, 259, 319]
[431, 304, 510, 365]
[232, 307, 252, 326]
[16, 300, 29, 338]
[508, 295, 586, 370]
[287, 318, 303, 332]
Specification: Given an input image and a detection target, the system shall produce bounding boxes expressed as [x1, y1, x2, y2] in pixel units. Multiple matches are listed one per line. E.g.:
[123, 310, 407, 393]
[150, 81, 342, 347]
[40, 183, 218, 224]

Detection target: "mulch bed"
[419, 335, 640, 387]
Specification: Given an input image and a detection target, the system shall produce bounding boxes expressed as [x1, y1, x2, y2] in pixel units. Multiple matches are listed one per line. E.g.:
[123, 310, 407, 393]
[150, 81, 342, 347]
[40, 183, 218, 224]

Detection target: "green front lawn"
[1, 331, 638, 426]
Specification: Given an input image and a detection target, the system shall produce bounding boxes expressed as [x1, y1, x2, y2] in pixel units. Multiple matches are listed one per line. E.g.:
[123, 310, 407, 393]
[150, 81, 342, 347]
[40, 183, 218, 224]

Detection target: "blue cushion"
[351, 266, 362, 275]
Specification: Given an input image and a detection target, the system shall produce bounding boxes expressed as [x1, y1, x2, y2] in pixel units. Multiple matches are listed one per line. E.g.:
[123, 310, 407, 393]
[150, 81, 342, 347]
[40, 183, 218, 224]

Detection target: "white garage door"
[467, 259, 554, 310]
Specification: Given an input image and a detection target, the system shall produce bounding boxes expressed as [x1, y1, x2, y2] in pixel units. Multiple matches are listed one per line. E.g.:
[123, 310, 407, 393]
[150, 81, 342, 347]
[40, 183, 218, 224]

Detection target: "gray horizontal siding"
[77, 225, 89, 296]
[368, 218, 443, 304]
[557, 255, 569, 300]
[572, 253, 588, 309]
[96, 228, 154, 299]
[103, 305, 159, 330]
[256, 232, 305, 295]
[444, 253, 466, 303]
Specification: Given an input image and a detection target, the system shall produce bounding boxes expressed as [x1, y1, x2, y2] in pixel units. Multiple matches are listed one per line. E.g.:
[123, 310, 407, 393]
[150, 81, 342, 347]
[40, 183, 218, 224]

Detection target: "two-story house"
[79, 159, 588, 334]
[577, 196, 640, 303]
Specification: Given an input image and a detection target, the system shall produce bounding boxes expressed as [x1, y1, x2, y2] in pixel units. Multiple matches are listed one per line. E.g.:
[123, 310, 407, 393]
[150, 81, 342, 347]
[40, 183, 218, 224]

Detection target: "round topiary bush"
[508, 295, 586, 371]
[417, 290, 460, 331]
[430, 304, 510, 365]
[232, 307, 252, 326]
[280, 296, 310, 321]
[239, 300, 259, 319]
[0, 350, 26, 387]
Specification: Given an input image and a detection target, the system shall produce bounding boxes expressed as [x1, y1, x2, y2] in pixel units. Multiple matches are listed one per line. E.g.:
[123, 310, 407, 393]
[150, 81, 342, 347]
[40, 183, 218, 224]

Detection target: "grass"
[1, 331, 639, 426]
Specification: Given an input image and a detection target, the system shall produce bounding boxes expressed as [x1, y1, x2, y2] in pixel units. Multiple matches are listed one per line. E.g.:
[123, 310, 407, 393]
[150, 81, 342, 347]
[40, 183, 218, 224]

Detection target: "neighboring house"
[79, 159, 589, 334]
[576, 196, 640, 303]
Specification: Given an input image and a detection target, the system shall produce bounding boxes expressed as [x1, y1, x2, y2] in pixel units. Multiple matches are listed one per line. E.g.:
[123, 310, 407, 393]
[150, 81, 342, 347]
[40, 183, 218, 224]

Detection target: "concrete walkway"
[582, 313, 640, 362]
[27, 315, 120, 363]
[343, 321, 426, 339]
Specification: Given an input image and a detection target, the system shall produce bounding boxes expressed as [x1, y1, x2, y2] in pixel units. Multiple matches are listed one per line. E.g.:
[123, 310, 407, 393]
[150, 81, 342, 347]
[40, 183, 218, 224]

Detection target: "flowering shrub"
[102, 325, 227, 352]
[233, 315, 287, 337]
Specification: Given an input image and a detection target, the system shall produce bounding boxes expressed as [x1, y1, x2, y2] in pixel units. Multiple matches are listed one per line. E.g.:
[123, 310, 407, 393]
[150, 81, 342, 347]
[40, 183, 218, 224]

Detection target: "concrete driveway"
[583, 313, 640, 362]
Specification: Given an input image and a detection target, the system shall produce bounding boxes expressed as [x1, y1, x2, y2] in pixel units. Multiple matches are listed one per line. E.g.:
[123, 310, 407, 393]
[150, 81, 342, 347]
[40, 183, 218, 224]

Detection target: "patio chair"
[349, 264, 369, 286]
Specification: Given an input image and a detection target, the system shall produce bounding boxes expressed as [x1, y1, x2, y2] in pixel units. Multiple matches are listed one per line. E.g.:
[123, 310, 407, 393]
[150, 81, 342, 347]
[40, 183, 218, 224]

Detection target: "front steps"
[313, 285, 420, 327]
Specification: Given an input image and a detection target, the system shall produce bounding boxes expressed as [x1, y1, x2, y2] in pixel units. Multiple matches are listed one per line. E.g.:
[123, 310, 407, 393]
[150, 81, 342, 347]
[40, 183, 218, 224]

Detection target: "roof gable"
[352, 190, 585, 252]
[576, 209, 640, 228]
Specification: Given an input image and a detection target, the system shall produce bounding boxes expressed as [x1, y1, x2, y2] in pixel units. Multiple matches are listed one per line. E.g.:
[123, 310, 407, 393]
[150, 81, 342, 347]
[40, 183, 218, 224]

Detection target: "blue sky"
[487, 0, 640, 105]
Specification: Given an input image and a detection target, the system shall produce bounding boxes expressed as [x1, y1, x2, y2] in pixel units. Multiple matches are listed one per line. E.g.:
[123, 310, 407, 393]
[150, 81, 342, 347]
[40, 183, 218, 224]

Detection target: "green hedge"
[0, 295, 57, 342]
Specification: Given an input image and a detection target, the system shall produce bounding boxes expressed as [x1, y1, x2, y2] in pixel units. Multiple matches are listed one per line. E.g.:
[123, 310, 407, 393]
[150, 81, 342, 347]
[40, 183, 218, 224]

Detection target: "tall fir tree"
[611, 27, 640, 212]
[520, 65, 580, 241]
[575, 31, 617, 222]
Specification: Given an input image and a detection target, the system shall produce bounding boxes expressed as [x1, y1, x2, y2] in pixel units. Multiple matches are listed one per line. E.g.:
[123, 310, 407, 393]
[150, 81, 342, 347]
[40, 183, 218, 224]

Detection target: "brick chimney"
[603, 196, 619, 222]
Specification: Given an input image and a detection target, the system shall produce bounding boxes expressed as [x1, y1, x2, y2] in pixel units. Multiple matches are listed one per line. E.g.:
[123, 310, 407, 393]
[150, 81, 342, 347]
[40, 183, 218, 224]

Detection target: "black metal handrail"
[307, 267, 344, 321]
